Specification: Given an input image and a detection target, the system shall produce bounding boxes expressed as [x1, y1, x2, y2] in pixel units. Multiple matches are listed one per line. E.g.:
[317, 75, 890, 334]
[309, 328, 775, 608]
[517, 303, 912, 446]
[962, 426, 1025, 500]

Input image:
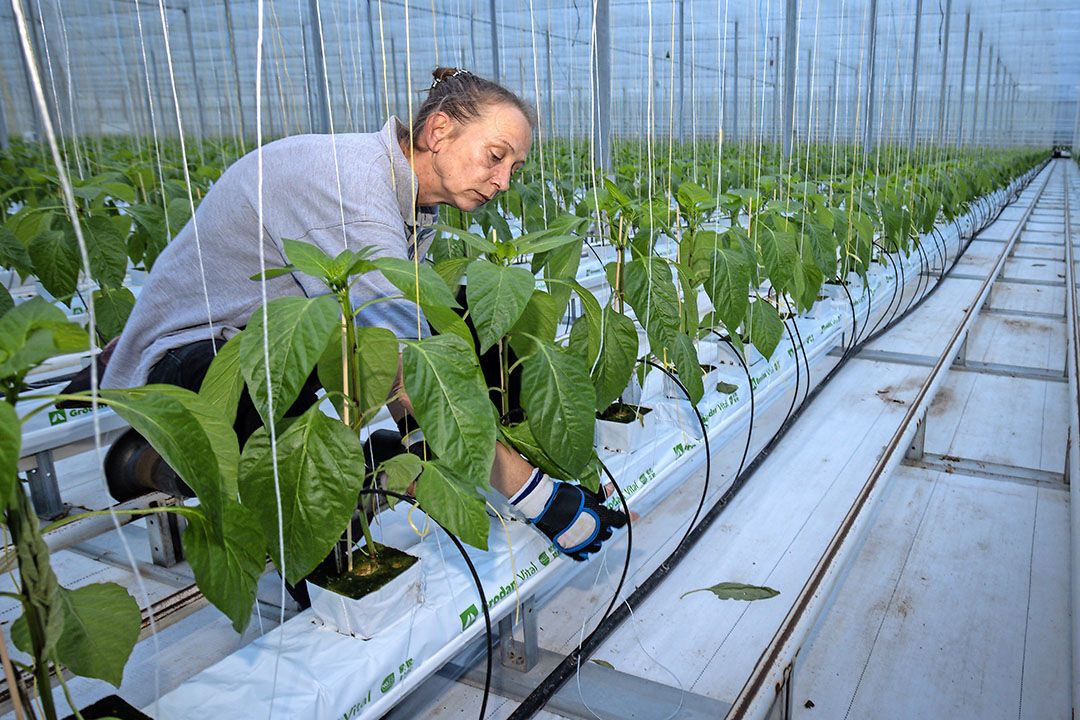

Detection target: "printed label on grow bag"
[459, 605, 479, 631]
[701, 391, 740, 427]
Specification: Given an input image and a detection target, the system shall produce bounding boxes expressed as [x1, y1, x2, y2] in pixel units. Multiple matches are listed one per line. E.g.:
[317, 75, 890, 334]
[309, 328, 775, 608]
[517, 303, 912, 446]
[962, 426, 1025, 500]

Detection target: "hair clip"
[431, 67, 471, 89]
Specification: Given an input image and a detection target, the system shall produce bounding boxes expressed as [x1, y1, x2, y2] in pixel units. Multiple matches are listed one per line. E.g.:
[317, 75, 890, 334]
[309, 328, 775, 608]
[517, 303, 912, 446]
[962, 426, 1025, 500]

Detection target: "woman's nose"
[492, 167, 511, 192]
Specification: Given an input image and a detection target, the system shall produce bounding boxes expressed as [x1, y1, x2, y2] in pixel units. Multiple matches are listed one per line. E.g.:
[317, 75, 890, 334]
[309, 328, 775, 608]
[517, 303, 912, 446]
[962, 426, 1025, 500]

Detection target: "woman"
[102, 68, 625, 564]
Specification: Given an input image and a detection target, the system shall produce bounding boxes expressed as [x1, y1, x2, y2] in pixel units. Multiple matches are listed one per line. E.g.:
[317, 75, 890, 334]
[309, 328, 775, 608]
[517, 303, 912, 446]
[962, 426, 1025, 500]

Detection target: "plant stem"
[337, 292, 377, 561]
[498, 339, 508, 419]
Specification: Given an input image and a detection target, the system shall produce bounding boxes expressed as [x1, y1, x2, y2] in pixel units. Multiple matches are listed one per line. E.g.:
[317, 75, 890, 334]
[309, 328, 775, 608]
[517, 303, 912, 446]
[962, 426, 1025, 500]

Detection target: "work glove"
[509, 470, 628, 561]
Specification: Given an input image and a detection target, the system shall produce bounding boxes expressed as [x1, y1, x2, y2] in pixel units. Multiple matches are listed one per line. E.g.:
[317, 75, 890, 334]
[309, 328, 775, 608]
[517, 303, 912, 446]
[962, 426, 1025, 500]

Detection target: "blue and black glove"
[509, 470, 628, 561]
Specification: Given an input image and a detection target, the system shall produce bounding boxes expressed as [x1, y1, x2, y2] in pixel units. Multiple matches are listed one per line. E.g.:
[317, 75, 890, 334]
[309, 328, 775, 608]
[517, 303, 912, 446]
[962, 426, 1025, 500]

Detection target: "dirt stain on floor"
[1002, 317, 1032, 331]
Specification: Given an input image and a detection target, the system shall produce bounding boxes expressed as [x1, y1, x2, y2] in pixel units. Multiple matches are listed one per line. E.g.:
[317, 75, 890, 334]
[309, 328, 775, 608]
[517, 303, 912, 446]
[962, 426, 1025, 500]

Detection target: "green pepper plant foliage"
[433, 212, 624, 494]
[0, 300, 172, 718]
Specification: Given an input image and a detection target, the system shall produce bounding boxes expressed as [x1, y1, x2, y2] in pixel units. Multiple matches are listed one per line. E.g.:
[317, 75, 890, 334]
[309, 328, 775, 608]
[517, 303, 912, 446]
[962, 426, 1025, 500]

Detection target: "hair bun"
[432, 67, 460, 83]
[430, 67, 472, 89]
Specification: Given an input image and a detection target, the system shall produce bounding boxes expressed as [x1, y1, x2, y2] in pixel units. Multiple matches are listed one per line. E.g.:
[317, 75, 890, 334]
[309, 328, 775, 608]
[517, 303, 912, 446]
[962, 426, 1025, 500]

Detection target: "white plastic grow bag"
[306, 549, 425, 640]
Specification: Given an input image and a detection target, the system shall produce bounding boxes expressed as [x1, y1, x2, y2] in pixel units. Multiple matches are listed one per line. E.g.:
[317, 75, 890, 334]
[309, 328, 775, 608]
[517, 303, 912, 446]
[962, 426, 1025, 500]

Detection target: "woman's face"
[428, 103, 533, 211]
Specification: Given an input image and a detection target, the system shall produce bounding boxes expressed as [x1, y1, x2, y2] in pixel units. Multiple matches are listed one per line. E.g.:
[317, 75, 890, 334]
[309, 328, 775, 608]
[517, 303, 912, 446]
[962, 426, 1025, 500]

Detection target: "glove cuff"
[509, 468, 554, 521]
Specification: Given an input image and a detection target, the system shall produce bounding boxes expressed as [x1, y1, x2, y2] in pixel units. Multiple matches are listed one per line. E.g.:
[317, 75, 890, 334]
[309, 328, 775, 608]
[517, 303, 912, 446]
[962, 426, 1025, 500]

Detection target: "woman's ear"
[423, 111, 454, 152]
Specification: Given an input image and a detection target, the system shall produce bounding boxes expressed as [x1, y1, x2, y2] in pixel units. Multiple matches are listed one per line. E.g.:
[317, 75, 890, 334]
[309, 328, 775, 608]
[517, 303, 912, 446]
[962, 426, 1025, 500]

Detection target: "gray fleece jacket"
[103, 118, 436, 389]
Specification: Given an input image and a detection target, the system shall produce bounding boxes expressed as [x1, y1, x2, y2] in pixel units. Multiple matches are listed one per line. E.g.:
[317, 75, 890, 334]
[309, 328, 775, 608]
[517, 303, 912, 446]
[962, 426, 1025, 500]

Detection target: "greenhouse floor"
[391, 164, 1076, 719]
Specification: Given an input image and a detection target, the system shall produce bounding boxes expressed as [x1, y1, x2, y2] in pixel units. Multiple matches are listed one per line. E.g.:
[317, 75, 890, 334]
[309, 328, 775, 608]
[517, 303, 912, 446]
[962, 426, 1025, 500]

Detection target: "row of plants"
[0, 135, 1045, 717]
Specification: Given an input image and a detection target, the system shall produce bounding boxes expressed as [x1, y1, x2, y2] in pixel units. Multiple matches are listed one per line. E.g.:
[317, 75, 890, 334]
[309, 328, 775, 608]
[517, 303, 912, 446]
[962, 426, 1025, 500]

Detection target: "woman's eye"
[490, 152, 502, 163]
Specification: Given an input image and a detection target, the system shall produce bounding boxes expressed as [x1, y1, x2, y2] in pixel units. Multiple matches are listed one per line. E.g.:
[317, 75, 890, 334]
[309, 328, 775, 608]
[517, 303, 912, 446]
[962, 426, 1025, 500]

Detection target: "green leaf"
[199, 333, 245, 428]
[28, 229, 80, 301]
[0, 286, 11, 318]
[10, 492, 64, 658]
[431, 223, 497, 255]
[250, 266, 297, 282]
[0, 297, 88, 379]
[54, 583, 140, 686]
[282, 238, 338, 282]
[758, 226, 798, 293]
[499, 418, 598, 489]
[183, 500, 264, 633]
[536, 237, 582, 318]
[702, 248, 751, 333]
[465, 260, 536, 353]
[507, 290, 560, 358]
[99, 386, 231, 539]
[594, 311, 640, 410]
[623, 256, 702, 403]
[238, 405, 366, 585]
[716, 381, 738, 394]
[515, 233, 581, 256]
[433, 257, 471, 290]
[374, 256, 461, 310]
[664, 333, 705, 404]
[680, 582, 780, 601]
[623, 256, 680, 346]
[379, 453, 422, 508]
[0, 225, 33, 278]
[421, 302, 473, 345]
[403, 334, 496, 489]
[355, 326, 399, 417]
[83, 216, 128, 289]
[126, 203, 166, 268]
[520, 341, 596, 478]
[591, 659, 616, 670]
[240, 295, 340, 425]
[102, 181, 136, 204]
[91, 286, 135, 342]
[0, 402, 18, 510]
[166, 198, 192, 239]
[748, 300, 784, 360]
[415, 459, 489, 550]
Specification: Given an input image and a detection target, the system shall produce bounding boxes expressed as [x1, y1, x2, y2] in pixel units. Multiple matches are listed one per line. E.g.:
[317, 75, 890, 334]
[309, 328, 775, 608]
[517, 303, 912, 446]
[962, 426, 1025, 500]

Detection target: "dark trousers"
[146, 338, 321, 447]
[147, 338, 326, 608]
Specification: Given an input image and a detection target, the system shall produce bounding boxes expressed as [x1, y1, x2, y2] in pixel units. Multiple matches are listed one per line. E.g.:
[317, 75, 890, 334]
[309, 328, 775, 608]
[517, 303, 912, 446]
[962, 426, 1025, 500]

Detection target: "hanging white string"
[131, 0, 174, 247]
[527, 0, 549, 227]
[51, 1, 85, 181]
[311, 0, 350, 253]
[9, 2, 166, 716]
[30, 0, 76, 179]
[155, 0, 217, 350]
[250, 2, 288, 717]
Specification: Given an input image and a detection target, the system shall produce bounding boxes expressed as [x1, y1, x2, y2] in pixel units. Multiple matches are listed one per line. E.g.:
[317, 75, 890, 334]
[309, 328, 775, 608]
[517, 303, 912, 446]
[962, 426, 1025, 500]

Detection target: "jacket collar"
[380, 117, 437, 227]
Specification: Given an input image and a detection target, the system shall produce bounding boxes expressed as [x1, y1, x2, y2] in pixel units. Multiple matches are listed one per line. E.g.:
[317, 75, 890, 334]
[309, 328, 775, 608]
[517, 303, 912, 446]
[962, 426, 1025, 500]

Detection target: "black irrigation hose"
[908, 240, 932, 315]
[862, 242, 903, 340]
[356, 488, 494, 720]
[504, 162, 1047, 720]
[851, 276, 874, 347]
[781, 297, 814, 407]
[710, 333, 757, 485]
[837, 280, 860, 356]
[643, 359, 712, 550]
[774, 311, 803, 435]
